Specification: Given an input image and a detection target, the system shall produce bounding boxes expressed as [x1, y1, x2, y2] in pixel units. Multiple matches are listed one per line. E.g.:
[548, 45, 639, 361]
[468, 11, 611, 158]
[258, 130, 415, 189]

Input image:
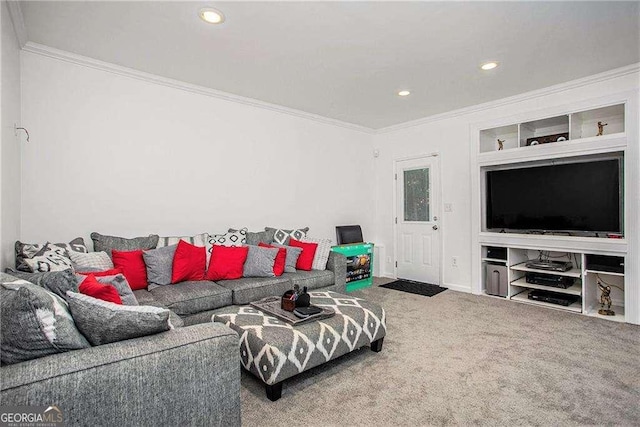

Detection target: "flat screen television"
[486, 159, 622, 233]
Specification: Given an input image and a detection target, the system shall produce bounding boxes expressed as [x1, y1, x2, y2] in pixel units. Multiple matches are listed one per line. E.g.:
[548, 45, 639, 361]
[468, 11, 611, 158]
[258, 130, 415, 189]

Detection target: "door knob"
[432, 225, 439, 230]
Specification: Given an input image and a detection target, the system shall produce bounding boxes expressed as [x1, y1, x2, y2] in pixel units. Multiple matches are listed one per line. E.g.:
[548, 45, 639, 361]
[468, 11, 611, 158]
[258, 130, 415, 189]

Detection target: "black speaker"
[585, 255, 624, 274]
[486, 246, 507, 260]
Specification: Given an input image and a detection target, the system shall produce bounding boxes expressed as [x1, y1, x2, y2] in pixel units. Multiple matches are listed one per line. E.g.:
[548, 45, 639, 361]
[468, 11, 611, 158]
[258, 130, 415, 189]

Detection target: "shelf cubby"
[520, 115, 569, 148]
[480, 124, 518, 153]
[570, 104, 625, 140]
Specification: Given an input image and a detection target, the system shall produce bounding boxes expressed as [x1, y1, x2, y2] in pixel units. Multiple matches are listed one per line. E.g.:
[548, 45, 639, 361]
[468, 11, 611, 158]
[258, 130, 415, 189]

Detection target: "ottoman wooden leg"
[265, 381, 283, 401]
[371, 337, 384, 352]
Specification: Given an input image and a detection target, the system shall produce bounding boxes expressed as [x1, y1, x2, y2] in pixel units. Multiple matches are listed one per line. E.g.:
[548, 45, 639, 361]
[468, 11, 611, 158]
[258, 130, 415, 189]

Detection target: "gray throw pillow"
[66, 291, 172, 346]
[6, 268, 79, 300]
[90, 232, 159, 256]
[15, 237, 87, 272]
[264, 227, 309, 245]
[272, 243, 303, 273]
[75, 273, 139, 306]
[143, 245, 177, 287]
[243, 245, 278, 277]
[229, 229, 271, 246]
[69, 251, 114, 271]
[1, 273, 90, 365]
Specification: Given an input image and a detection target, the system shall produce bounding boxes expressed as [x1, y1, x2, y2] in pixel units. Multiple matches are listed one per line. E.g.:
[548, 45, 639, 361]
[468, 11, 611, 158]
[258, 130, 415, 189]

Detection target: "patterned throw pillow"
[66, 291, 172, 346]
[302, 237, 333, 270]
[90, 232, 159, 256]
[0, 273, 90, 365]
[272, 243, 303, 273]
[265, 227, 309, 245]
[69, 251, 114, 271]
[15, 237, 87, 272]
[228, 229, 271, 245]
[209, 228, 247, 247]
[155, 233, 209, 248]
[23, 243, 74, 273]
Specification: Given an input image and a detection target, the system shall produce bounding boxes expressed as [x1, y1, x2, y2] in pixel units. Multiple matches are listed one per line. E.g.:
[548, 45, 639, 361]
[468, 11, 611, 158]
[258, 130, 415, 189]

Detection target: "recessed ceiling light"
[481, 62, 498, 71]
[199, 7, 225, 24]
[398, 90, 411, 97]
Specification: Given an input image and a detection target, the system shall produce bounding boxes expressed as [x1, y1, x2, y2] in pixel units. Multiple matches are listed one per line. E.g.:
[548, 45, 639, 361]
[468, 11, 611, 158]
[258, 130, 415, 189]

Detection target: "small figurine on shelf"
[497, 139, 504, 151]
[597, 121, 608, 136]
[597, 280, 615, 316]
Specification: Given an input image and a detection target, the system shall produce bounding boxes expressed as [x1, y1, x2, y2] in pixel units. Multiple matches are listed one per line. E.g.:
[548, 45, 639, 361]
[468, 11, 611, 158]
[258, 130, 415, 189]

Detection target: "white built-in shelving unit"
[471, 91, 639, 325]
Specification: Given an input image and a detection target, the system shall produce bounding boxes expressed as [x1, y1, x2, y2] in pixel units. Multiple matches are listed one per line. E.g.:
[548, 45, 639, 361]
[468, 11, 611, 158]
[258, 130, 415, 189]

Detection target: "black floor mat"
[380, 279, 447, 297]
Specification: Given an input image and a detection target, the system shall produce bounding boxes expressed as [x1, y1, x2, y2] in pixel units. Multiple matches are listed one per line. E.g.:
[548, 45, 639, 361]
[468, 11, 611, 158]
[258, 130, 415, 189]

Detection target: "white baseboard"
[442, 282, 472, 293]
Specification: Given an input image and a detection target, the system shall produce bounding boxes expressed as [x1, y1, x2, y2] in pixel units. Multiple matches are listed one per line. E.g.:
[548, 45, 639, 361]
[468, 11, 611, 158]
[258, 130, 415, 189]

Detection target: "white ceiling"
[19, 1, 640, 130]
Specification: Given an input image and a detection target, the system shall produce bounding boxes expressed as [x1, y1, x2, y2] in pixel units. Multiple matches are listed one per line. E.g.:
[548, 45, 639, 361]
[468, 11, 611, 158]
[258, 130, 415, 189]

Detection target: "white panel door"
[395, 157, 440, 284]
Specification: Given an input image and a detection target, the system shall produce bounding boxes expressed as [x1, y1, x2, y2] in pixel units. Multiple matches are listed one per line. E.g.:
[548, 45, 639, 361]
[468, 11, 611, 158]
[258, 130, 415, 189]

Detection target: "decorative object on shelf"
[597, 121, 608, 136]
[597, 281, 615, 316]
[525, 132, 569, 146]
[497, 139, 504, 151]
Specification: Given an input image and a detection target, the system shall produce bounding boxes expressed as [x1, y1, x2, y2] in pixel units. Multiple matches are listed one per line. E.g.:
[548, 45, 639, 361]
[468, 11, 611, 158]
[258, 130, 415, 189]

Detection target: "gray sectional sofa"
[0, 251, 347, 426]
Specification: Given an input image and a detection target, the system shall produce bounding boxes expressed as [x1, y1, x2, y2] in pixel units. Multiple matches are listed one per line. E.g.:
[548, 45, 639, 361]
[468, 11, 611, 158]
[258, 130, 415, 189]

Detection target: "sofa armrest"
[1, 323, 240, 427]
[327, 251, 347, 294]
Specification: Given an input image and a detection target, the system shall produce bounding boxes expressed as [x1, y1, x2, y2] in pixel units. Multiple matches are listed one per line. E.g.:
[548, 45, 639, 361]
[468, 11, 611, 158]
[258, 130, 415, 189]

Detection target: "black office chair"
[336, 225, 364, 245]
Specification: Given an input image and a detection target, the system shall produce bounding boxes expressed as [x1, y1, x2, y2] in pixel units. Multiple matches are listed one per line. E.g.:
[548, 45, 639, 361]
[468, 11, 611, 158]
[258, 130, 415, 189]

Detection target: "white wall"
[372, 70, 640, 291]
[1, 2, 22, 269]
[20, 52, 375, 248]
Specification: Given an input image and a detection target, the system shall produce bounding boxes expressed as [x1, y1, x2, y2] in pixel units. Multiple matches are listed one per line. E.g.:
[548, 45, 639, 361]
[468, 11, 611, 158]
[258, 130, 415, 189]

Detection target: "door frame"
[392, 152, 444, 285]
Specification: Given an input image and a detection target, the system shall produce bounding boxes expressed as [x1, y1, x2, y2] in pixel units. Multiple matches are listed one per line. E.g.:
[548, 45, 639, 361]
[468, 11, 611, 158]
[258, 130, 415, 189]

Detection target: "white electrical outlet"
[444, 203, 453, 212]
[452, 256, 458, 267]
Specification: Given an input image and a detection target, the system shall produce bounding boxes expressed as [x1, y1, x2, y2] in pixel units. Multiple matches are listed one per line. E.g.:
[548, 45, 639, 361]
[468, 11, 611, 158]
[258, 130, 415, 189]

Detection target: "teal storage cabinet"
[331, 243, 374, 292]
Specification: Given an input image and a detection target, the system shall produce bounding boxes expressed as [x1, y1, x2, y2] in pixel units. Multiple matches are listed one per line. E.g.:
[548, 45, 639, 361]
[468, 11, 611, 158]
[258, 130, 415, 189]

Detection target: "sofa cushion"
[229, 228, 271, 245]
[78, 275, 123, 304]
[76, 272, 138, 306]
[90, 232, 159, 256]
[112, 249, 148, 290]
[216, 277, 291, 305]
[243, 245, 278, 278]
[6, 268, 79, 300]
[1, 273, 90, 365]
[149, 281, 232, 316]
[156, 233, 208, 248]
[289, 239, 317, 271]
[272, 243, 303, 273]
[132, 289, 159, 306]
[172, 240, 206, 283]
[302, 237, 333, 270]
[66, 291, 172, 346]
[265, 227, 309, 245]
[282, 270, 335, 291]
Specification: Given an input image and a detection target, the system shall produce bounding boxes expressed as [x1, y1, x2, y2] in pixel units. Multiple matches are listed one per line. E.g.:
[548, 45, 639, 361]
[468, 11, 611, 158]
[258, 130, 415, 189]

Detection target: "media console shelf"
[480, 245, 626, 322]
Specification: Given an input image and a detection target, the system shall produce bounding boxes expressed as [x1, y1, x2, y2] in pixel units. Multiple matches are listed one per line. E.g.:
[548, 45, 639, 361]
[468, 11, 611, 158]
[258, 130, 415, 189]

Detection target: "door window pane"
[404, 168, 430, 221]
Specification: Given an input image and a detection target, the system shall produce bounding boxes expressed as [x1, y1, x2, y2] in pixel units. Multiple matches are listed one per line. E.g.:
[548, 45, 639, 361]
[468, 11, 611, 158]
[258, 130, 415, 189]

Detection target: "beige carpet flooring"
[240, 278, 640, 426]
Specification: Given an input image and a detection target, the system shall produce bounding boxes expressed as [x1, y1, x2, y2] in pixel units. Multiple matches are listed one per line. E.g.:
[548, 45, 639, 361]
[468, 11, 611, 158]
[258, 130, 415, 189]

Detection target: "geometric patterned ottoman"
[212, 291, 386, 401]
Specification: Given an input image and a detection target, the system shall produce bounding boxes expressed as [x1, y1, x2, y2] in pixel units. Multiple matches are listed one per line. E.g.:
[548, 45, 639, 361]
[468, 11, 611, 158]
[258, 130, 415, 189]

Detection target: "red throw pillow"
[206, 245, 249, 281]
[288, 239, 317, 271]
[259, 242, 286, 276]
[172, 240, 206, 283]
[111, 250, 148, 290]
[76, 267, 124, 277]
[79, 274, 123, 304]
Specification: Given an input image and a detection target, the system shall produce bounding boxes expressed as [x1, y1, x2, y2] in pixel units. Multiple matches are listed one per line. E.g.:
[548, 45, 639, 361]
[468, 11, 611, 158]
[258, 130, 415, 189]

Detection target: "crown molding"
[376, 63, 640, 134]
[6, 1, 27, 48]
[21, 42, 375, 135]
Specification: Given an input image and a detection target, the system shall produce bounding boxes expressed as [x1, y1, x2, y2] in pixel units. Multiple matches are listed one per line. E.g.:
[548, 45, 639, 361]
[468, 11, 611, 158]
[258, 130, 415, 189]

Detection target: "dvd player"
[525, 272, 575, 289]
[525, 260, 573, 272]
[527, 289, 579, 307]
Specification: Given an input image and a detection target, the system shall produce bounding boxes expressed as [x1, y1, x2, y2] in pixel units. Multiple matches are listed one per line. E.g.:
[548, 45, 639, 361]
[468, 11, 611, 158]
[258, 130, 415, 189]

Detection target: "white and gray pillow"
[0, 273, 90, 365]
[69, 251, 114, 271]
[90, 232, 159, 256]
[209, 228, 247, 247]
[143, 244, 177, 288]
[23, 243, 74, 273]
[272, 243, 303, 273]
[265, 227, 309, 245]
[243, 245, 278, 277]
[15, 237, 87, 272]
[302, 237, 333, 270]
[66, 291, 172, 346]
[156, 233, 208, 248]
